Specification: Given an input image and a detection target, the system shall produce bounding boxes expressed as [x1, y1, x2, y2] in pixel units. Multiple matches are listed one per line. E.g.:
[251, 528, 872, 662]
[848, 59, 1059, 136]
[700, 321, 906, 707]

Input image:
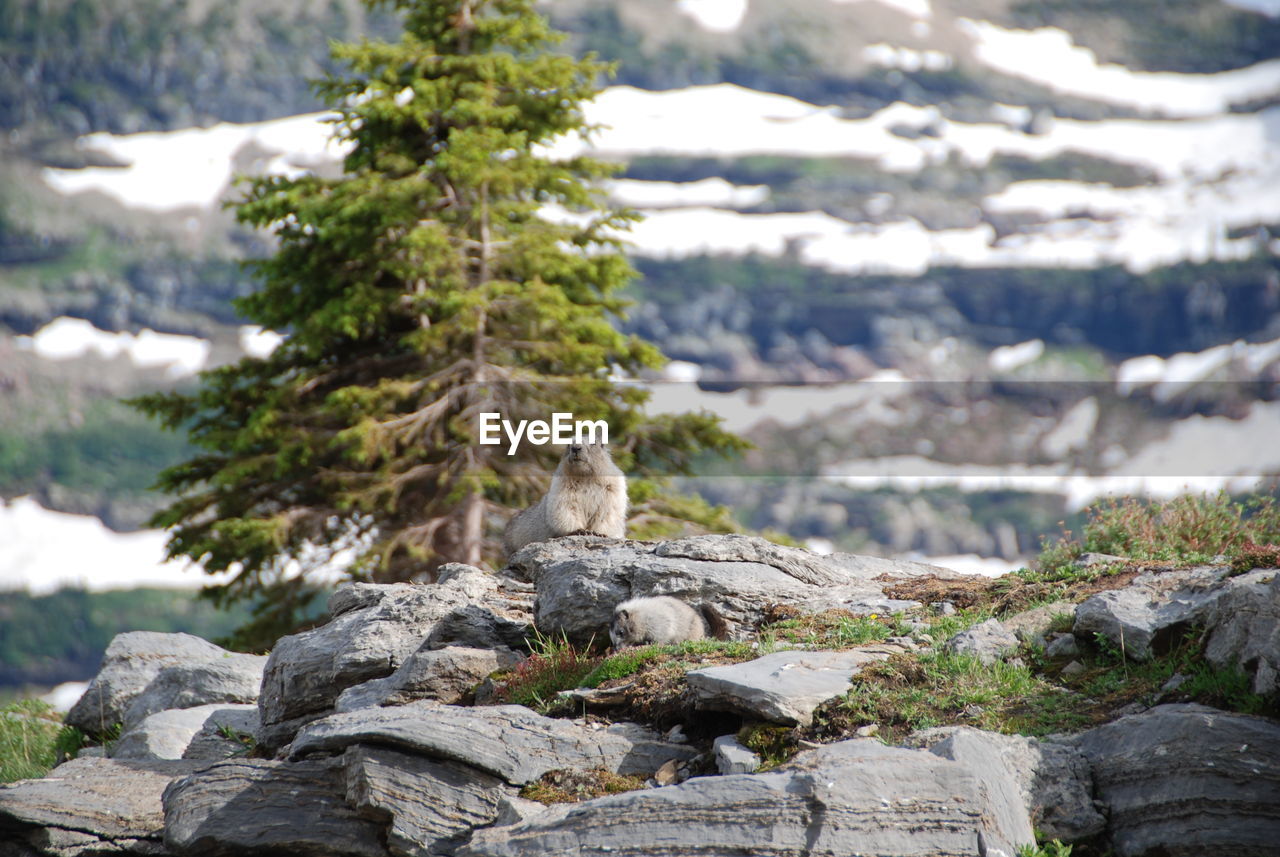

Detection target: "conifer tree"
[133, 0, 745, 646]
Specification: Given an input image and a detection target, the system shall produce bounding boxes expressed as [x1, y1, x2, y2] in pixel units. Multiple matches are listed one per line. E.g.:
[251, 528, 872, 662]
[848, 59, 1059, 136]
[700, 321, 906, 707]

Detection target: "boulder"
[65, 632, 229, 737]
[336, 645, 523, 711]
[123, 653, 267, 728]
[1000, 601, 1077, 647]
[344, 745, 511, 855]
[1202, 569, 1280, 695]
[1067, 703, 1280, 856]
[287, 701, 697, 786]
[458, 738, 1035, 857]
[111, 703, 257, 762]
[944, 618, 1020, 665]
[0, 756, 200, 856]
[514, 534, 935, 645]
[258, 570, 533, 752]
[905, 726, 1106, 842]
[163, 757, 385, 857]
[1073, 565, 1232, 661]
[686, 643, 913, 726]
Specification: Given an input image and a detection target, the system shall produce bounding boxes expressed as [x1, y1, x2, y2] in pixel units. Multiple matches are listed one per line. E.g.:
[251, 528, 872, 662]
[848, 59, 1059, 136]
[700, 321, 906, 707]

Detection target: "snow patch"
[863, 43, 952, 72]
[1223, 0, 1280, 14]
[42, 112, 346, 212]
[608, 177, 769, 209]
[16, 317, 210, 378]
[960, 19, 1280, 118]
[989, 339, 1044, 373]
[1116, 338, 1280, 399]
[675, 0, 748, 32]
[0, 497, 213, 594]
[1041, 397, 1100, 459]
[239, 325, 285, 359]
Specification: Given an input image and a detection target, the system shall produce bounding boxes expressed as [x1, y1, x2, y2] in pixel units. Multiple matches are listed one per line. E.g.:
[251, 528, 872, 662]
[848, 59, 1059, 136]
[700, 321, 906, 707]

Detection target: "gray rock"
[111, 703, 257, 762]
[458, 738, 1034, 857]
[1202, 569, 1280, 695]
[1045, 633, 1079, 658]
[336, 645, 523, 711]
[905, 727, 1105, 842]
[183, 707, 260, 761]
[1073, 565, 1232, 661]
[712, 735, 760, 775]
[491, 795, 549, 828]
[287, 701, 696, 786]
[687, 644, 911, 726]
[0, 756, 200, 856]
[1001, 601, 1076, 646]
[65, 632, 229, 737]
[943, 618, 1020, 665]
[1067, 703, 1280, 856]
[1061, 660, 1086, 676]
[514, 534, 932, 646]
[258, 572, 533, 752]
[123, 653, 267, 728]
[163, 757, 385, 857]
[344, 745, 511, 856]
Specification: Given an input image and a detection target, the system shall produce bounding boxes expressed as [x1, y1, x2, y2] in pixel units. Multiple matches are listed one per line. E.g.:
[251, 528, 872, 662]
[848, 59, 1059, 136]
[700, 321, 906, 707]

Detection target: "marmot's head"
[609, 604, 641, 648]
[560, 441, 613, 475]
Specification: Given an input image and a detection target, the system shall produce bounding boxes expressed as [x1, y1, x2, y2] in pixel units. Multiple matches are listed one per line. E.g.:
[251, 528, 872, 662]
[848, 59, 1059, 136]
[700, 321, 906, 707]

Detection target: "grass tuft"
[0, 699, 82, 783]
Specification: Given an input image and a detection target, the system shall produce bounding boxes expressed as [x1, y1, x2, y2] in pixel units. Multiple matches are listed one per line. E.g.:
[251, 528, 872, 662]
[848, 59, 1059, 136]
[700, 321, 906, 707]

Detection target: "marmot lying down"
[502, 442, 627, 555]
[610, 596, 729, 647]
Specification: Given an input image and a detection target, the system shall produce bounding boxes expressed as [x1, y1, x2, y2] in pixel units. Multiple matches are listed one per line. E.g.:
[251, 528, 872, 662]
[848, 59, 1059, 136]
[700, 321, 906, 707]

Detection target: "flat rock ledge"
[287, 700, 697, 785]
[514, 534, 946, 645]
[687, 643, 914, 726]
[459, 738, 1035, 857]
[0, 756, 201, 856]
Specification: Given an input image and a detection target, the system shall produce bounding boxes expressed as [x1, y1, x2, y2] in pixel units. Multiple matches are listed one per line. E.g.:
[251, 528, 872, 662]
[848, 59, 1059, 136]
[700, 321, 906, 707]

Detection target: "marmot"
[610, 596, 729, 648]
[502, 442, 627, 555]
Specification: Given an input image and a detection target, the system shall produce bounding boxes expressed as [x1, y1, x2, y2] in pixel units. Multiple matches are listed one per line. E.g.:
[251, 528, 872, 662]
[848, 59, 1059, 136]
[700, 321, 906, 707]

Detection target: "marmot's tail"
[699, 603, 730, 640]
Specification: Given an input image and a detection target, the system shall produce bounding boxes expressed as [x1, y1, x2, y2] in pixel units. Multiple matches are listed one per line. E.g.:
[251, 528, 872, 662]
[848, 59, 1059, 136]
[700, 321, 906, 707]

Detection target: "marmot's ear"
[615, 608, 629, 621]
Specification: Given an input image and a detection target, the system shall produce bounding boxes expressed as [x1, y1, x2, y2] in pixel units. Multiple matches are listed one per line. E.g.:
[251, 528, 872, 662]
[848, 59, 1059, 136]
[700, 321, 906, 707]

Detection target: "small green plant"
[520, 768, 648, 804]
[215, 723, 257, 755]
[0, 699, 64, 783]
[493, 631, 602, 712]
[1018, 840, 1073, 857]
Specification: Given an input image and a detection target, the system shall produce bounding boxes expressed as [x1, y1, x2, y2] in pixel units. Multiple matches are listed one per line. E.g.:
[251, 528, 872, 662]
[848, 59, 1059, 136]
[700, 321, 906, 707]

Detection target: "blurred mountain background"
[2, 0, 1279, 689]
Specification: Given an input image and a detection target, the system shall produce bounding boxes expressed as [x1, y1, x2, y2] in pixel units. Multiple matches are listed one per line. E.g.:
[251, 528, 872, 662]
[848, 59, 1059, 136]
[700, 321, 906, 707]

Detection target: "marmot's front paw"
[566, 529, 606, 537]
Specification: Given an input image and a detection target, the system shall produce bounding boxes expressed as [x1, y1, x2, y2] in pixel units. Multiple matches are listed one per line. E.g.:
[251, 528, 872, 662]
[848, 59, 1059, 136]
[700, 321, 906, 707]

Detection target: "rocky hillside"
[1, 535, 1277, 855]
[2, 0, 1279, 572]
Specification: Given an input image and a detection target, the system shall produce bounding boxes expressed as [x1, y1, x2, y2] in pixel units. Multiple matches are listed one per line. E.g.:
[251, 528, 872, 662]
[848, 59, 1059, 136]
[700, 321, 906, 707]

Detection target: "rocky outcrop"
[459, 738, 1035, 857]
[258, 566, 533, 752]
[1067, 703, 1280, 856]
[687, 643, 914, 726]
[516, 534, 942, 645]
[6, 539, 1278, 857]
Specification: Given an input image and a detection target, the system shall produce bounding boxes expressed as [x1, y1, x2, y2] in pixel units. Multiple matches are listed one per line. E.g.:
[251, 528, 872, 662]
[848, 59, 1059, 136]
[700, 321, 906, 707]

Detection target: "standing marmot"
[502, 442, 627, 555]
[610, 596, 729, 647]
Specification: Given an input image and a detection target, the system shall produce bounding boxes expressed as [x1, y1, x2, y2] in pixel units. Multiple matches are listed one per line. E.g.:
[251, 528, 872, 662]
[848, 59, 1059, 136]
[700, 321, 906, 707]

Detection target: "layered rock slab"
[905, 726, 1105, 842]
[458, 738, 1034, 857]
[163, 757, 385, 857]
[686, 644, 913, 725]
[0, 756, 200, 856]
[515, 534, 939, 645]
[111, 703, 258, 762]
[287, 701, 697, 785]
[1066, 703, 1280, 857]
